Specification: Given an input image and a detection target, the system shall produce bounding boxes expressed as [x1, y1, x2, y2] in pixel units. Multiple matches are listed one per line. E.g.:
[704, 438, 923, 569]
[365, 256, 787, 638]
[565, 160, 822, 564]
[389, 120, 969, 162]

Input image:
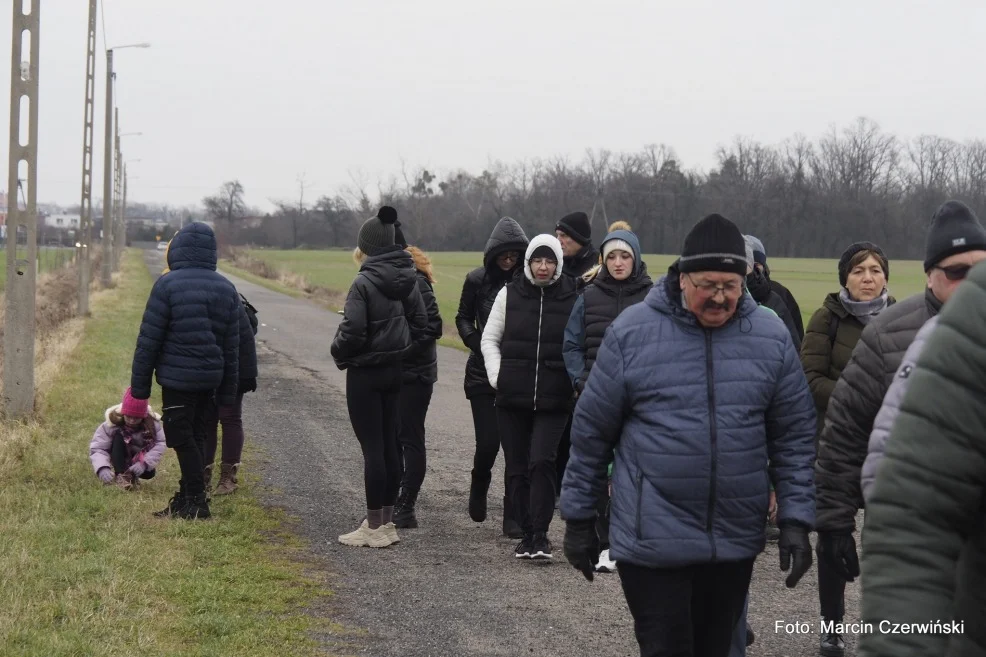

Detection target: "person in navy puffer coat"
[131, 222, 242, 520]
[560, 214, 817, 657]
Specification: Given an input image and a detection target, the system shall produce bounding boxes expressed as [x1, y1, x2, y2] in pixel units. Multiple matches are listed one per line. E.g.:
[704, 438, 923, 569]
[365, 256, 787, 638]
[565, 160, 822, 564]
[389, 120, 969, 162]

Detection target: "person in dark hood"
[455, 217, 530, 539]
[744, 236, 801, 352]
[563, 227, 653, 573]
[482, 234, 579, 561]
[130, 222, 243, 520]
[331, 206, 429, 549]
[556, 211, 596, 282]
[746, 235, 804, 341]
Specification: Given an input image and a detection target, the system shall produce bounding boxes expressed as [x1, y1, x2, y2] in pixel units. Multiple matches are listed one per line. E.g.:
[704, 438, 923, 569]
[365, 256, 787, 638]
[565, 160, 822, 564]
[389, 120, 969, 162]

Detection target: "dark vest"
[582, 274, 652, 375]
[496, 275, 578, 412]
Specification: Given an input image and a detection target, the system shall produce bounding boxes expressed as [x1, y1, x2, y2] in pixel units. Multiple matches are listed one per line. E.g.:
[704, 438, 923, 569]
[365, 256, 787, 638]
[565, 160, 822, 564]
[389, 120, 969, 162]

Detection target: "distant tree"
[202, 180, 246, 225]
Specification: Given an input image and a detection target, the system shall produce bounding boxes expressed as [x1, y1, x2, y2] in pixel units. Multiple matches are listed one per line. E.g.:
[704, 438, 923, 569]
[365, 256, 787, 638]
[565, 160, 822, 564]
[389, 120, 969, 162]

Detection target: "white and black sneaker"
[514, 535, 533, 559]
[531, 532, 553, 560]
[595, 549, 617, 573]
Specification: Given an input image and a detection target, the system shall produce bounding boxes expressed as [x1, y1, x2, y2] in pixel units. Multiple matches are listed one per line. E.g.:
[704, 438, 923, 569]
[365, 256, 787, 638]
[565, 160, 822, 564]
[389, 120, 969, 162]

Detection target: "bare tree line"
[207, 118, 986, 258]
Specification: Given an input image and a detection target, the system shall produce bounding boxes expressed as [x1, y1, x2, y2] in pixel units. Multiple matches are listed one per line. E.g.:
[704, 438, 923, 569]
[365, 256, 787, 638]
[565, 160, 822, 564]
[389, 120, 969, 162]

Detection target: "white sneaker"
[338, 520, 396, 548]
[384, 522, 400, 545]
[595, 549, 617, 573]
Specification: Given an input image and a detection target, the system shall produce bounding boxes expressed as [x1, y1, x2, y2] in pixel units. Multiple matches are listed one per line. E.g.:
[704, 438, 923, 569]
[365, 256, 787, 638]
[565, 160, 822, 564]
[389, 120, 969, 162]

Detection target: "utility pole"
[111, 108, 121, 271]
[77, 0, 97, 315]
[4, 0, 41, 417]
[100, 49, 113, 287]
[121, 166, 128, 253]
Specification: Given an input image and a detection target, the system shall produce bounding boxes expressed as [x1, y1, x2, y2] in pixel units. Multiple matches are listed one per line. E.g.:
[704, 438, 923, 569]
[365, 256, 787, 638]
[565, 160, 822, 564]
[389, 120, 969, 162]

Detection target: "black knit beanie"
[838, 241, 888, 287]
[556, 211, 591, 246]
[924, 200, 986, 271]
[357, 206, 398, 256]
[678, 214, 747, 277]
[530, 245, 557, 262]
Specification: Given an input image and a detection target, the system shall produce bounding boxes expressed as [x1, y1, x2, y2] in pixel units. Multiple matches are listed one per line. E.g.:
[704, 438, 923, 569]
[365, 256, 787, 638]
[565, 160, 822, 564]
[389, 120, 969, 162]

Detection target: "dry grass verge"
[223, 247, 346, 309]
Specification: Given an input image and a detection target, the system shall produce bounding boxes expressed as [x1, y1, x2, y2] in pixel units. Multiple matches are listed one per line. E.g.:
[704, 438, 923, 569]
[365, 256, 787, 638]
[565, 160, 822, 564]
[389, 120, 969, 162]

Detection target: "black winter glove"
[778, 522, 813, 588]
[563, 518, 599, 582]
[239, 378, 257, 394]
[816, 531, 860, 582]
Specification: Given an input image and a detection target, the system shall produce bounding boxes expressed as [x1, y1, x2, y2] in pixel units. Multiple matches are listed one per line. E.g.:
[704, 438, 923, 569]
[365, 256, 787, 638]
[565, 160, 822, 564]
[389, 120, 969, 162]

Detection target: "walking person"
[815, 200, 986, 657]
[745, 235, 804, 341]
[455, 216, 529, 538]
[481, 234, 578, 560]
[331, 206, 429, 548]
[90, 388, 167, 490]
[563, 226, 652, 572]
[858, 261, 986, 657]
[744, 235, 801, 351]
[561, 213, 816, 657]
[203, 295, 259, 496]
[130, 222, 243, 520]
[394, 245, 444, 528]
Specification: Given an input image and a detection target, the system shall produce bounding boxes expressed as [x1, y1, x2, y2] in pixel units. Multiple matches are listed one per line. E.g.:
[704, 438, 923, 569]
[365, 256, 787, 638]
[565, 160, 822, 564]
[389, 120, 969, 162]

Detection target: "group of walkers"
[98, 196, 986, 657]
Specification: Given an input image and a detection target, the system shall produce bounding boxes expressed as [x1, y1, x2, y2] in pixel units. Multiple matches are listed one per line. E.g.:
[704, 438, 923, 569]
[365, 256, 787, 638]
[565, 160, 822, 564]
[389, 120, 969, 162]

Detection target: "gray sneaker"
[819, 632, 845, 657]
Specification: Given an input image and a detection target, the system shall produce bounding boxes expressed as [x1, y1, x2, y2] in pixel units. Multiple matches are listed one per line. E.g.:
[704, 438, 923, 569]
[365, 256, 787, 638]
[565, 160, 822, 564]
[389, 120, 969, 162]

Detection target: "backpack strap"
[828, 313, 840, 347]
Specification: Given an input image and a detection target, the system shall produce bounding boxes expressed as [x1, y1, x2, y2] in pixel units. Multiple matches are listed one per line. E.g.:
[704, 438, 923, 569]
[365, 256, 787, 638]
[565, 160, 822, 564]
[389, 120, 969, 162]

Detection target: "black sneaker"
[819, 632, 845, 657]
[747, 627, 755, 647]
[393, 506, 418, 529]
[514, 535, 533, 559]
[175, 493, 211, 520]
[152, 491, 186, 518]
[531, 532, 553, 560]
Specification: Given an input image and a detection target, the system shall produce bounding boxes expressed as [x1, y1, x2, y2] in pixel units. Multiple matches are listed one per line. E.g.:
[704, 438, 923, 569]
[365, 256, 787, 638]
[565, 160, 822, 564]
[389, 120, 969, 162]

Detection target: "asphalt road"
[143, 249, 861, 657]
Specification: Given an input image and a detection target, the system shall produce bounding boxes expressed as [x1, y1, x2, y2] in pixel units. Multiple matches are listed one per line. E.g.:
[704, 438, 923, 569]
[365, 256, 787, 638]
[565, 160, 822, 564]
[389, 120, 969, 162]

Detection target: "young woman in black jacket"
[481, 234, 578, 560]
[331, 207, 429, 548]
[454, 217, 529, 538]
[393, 246, 444, 528]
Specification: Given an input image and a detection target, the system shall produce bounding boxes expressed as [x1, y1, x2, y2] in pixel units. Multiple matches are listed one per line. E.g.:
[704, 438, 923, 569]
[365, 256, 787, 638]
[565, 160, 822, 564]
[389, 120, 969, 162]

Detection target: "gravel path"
[144, 249, 861, 657]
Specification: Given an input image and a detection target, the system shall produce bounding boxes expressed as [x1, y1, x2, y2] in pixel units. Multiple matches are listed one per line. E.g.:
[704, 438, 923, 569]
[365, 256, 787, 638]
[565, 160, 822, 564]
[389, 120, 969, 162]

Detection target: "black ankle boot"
[502, 496, 524, 538]
[394, 490, 419, 529]
[153, 481, 188, 518]
[176, 493, 211, 520]
[468, 470, 491, 523]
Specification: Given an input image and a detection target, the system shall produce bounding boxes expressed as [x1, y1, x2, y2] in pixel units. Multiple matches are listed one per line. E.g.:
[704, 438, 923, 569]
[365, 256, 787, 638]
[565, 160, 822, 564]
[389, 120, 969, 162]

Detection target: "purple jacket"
[89, 404, 166, 474]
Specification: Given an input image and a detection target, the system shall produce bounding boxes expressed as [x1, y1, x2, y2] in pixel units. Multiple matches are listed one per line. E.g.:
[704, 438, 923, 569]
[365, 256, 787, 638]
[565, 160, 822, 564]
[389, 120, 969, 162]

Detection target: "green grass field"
[0, 247, 77, 291]
[242, 248, 929, 331]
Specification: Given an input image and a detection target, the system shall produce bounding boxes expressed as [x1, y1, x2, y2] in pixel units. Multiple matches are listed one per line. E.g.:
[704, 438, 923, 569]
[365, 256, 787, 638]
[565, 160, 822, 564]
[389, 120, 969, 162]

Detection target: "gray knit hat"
[357, 206, 398, 256]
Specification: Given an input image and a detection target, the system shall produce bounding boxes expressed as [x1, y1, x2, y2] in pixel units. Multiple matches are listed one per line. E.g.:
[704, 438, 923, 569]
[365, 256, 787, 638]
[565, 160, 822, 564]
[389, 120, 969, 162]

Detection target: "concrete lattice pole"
[100, 49, 113, 287]
[76, 0, 97, 315]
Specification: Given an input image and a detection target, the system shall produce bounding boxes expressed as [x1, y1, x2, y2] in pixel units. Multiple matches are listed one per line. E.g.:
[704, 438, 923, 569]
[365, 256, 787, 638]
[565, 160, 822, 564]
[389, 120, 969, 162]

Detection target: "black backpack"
[240, 293, 259, 335]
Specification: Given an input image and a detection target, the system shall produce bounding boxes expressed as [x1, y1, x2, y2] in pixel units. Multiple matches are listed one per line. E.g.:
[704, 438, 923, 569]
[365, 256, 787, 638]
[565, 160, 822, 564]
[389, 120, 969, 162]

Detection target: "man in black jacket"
[744, 235, 801, 351]
[131, 222, 242, 520]
[746, 235, 804, 341]
[556, 211, 596, 281]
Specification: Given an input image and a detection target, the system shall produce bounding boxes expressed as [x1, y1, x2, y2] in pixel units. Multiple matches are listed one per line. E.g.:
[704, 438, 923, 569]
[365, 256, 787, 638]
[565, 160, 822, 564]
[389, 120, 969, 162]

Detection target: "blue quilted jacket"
[130, 223, 242, 404]
[560, 268, 817, 568]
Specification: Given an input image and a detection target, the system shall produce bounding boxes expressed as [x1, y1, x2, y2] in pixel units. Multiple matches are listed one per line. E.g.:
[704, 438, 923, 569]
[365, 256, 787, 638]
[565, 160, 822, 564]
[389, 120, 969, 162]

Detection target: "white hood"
[523, 234, 564, 286]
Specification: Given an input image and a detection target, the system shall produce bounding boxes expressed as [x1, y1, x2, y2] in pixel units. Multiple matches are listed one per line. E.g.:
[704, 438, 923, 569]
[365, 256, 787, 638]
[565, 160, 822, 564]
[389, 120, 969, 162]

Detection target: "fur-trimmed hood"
[406, 245, 435, 284]
[104, 403, 161, 426]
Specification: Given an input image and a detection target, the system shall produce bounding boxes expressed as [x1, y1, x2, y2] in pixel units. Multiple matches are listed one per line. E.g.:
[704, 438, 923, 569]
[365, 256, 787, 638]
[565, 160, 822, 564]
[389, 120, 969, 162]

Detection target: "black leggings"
[818, 557, 847, 623]
[346, 364, 402, 510]
[161, 388, 213, 496]
[470, 395, 506, 483]
[397, 381, 434, 498]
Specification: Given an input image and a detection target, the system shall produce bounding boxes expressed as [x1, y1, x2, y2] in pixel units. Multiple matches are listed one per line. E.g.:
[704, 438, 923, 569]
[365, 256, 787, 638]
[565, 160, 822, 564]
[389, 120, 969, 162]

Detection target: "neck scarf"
[839, 287, 889, 325]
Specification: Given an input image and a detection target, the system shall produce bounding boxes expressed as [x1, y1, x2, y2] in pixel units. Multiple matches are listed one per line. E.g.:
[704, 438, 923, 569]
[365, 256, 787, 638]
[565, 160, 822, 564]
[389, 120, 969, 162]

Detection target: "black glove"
[816, 531, 860, 582]
[563, 518, 599, 582]
[778, 521, 813, 588]
[239, 378, 257, 394]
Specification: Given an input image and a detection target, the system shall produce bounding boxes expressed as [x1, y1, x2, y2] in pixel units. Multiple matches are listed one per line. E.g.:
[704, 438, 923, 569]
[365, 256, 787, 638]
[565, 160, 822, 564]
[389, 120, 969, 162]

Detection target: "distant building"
[47, 213, 81, 230]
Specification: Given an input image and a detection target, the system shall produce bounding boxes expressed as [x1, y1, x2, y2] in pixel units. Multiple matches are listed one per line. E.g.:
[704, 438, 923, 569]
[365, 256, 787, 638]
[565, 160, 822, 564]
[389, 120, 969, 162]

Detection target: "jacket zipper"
[635, 470, 644, 539]
[704, 329, 718, 561]
[533, 289, 544, 410]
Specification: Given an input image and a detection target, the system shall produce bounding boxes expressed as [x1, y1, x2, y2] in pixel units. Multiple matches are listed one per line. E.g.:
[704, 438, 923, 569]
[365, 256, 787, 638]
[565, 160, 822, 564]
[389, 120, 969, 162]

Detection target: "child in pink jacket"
[90, 388, 166, 490]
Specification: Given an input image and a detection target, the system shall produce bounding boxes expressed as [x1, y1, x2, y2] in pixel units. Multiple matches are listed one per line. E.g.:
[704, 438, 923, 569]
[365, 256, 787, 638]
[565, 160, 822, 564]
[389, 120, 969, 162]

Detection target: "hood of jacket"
[167, 222, 218, 271]
[523, 234, 565, 286]
[483, 217, 530, 269]
[360, 246, 418, 300]
[646, 260, 756, 329]
[596, 229, 649, 280]
[746, 267, 773, 303]
[406, 245, 435, 284]
[104, 403, 161, 425]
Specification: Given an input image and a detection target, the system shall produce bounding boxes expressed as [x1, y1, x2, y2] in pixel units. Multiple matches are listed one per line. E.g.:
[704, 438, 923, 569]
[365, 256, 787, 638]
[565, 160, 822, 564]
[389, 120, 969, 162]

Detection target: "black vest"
[496, 275, 578, 412]
[582, 273, 652, 375]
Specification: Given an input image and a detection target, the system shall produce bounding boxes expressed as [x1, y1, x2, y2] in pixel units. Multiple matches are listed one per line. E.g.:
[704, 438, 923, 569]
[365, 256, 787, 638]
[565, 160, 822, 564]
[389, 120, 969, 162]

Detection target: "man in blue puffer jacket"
[131, 222, 242, 520]
[560, 214, 817, 657]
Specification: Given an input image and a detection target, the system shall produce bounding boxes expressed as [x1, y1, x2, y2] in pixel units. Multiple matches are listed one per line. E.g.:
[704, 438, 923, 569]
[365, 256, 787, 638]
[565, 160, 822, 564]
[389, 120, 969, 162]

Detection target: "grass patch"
[0, 246, 77, 291]
[0, 249, 336, 657]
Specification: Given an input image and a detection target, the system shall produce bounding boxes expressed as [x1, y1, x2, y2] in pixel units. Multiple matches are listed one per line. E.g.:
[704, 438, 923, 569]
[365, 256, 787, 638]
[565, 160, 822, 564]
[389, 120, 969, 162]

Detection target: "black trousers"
[397, 381, 434, 499]
[618, 559, 754, 657]
[346, 364, 402, 510]
[470, 395, 509, 496]
[110, 432, 156, 479]
[497, 407, 569, 534]
[818, 557, 846, 623]
[555, 415, 572, 492]
[161, 388, 214, 497]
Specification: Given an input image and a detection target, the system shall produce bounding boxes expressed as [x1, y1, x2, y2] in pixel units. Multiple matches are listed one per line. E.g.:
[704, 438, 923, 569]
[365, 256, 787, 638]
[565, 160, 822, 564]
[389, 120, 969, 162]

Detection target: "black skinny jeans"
[161, 388, 214, 497]
[110, 431, 156, 479]
[470, 394, 509, 495]
[818, 557, 847, 624]
[397, 381, 434, 499]
[346, 364, 402, 510]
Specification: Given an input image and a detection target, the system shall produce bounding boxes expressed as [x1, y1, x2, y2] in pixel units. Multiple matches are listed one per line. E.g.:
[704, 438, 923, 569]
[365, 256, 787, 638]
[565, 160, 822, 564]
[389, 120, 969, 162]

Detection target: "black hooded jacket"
[767, 270, 804, 340]
[131, 222, 242, 405]
[748, 268, 802, 352]
[331, 246, 429, 370]
[455, 217, 529, 398]
[563, 243, 597, 282]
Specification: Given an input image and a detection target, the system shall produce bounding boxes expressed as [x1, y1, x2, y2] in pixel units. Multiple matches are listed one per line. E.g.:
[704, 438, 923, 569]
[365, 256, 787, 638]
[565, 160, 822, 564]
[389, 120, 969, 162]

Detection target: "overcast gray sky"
[2, 0, 985, 212]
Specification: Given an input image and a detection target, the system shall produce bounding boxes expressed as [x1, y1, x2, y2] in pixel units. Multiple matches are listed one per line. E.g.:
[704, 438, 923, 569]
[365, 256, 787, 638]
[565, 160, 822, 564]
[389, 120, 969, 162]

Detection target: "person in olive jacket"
[393, 245, 443, 529]
[815, 200, 986, 656]
[859, 260, 986, 657]
[455, 216, 529, 538]
[799, 241, 891, 656]
[130, 222, 242, 520]
[331, 206, 429, 549]
[481, 234, 578, 561]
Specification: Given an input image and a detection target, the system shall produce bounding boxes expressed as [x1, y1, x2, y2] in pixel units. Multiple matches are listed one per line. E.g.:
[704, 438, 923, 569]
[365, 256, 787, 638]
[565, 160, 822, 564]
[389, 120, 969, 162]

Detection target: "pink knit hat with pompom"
[120, 387, 148, 419]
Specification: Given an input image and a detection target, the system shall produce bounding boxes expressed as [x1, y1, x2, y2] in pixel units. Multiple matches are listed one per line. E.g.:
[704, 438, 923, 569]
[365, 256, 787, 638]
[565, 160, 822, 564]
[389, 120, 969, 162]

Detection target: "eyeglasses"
[686, 273, 743, 296]
[934, 264, 972, 281]
[530, 257, 556, 268]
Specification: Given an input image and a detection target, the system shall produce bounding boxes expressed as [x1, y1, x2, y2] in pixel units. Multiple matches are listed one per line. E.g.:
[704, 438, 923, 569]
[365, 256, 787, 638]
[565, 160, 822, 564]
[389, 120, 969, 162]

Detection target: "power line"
[99, 0, 108, 51]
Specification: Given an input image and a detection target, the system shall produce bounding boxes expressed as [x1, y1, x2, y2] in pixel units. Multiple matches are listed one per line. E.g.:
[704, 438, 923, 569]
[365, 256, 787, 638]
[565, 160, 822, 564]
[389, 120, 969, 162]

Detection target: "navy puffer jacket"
[131, 222, 242, 405]
[560, 264, 817, 568]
